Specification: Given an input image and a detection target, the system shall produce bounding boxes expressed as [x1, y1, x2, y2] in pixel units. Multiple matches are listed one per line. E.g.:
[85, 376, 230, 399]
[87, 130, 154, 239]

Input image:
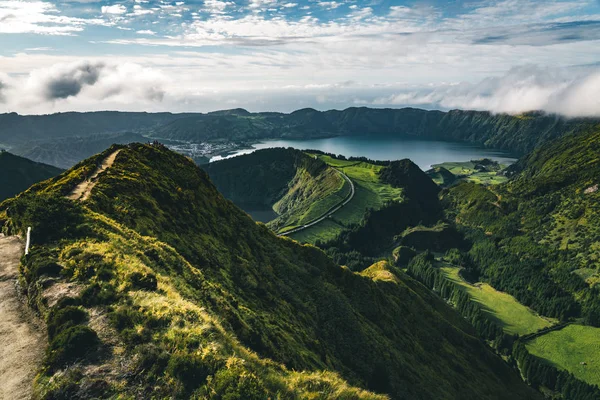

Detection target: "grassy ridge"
[269, 163, 350, 232]
[289, 155, 403, 243]
[1, 143, 537, 399]
[526, 325, 600, 387]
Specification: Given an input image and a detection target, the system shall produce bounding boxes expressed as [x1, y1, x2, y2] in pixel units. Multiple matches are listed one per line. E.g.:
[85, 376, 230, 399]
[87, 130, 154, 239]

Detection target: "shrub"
[133, 344, 170, 378]
[47, 306, 88, 340]
[45, 326, 99, 370]
[166, 354, 211, 393]
[80, 283, 119, 306]
[7, 193, 84, 244]
[197, 367, 269, 400]
[128, 272, 158, 291]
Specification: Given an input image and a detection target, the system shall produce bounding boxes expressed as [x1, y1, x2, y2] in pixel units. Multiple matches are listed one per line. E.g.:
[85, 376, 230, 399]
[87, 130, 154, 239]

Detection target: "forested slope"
[0, 144, 537, 399]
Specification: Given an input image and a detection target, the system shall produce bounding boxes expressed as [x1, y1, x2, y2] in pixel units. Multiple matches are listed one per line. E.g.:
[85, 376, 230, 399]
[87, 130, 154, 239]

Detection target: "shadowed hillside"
[0, 143, 537, 399]
[0, 151, 63, 201]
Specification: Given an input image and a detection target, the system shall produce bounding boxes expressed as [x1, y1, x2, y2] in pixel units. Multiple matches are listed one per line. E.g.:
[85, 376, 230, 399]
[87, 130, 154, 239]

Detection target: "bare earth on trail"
[0, 235, 46, 400]
[67, 149, 122, 201]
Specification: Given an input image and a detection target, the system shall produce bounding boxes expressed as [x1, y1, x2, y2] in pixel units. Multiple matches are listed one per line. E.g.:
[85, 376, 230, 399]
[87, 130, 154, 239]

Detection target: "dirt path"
[0, 235, 46, 400]
[67, 149, 122, 201]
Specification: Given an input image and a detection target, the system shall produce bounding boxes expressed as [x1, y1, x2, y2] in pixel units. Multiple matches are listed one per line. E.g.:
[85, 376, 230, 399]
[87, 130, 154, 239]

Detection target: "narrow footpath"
[67, 149, 122, 201]
[0, 235, 46, 400]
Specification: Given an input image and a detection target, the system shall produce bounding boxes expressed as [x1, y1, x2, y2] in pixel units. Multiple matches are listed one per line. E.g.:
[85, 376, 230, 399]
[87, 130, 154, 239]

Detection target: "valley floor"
[0, 235, 46, 400]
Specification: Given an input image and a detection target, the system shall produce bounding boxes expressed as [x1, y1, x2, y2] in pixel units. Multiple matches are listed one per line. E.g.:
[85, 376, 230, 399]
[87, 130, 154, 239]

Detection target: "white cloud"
[0, 60, 168, 112]
[249, 0, 277, 9]
[317, 1, 341, 10]
[376, 65, 600, 117]
[0, 0, 103, 35]
[202, 0, 234, 14]
[137, 29, 156, 35]
[101, 4, 127, 15]
[281, 2, 297, 8]
[131, 5, 154, 15]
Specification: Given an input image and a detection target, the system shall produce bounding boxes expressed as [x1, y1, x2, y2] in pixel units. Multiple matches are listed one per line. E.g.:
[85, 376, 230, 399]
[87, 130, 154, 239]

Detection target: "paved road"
[0, 235, 46, 400]
[278, 168, 355, 236]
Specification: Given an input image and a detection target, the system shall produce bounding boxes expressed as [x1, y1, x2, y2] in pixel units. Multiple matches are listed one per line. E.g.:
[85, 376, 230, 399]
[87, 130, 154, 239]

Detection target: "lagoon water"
[211, 135, 517, 170]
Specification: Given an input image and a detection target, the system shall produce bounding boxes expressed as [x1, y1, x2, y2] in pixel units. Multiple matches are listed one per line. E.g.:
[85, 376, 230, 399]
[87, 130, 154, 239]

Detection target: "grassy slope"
[270, 164, 350, 232]
[204, 148, 350, 234]
[0, 151, 63, 201]
[441, 127, 600, 386]
[526, 325, 600, 387]
[442, 266, 555, 335]
[429, 160, 508, 186]
[1, 144, 537, 400]
[290, 155, 403, 243]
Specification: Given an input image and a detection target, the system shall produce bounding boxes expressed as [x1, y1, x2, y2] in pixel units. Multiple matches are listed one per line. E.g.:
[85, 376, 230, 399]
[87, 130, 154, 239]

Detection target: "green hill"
[0, 144, 537, 399]
[204, 148, 351, 232]
[0, 151, 62, 201]
[438, 126, 600, 391]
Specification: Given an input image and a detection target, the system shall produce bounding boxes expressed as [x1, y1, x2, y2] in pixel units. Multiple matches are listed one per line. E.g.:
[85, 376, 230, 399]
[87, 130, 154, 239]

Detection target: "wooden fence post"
[25, 226, 31, 256]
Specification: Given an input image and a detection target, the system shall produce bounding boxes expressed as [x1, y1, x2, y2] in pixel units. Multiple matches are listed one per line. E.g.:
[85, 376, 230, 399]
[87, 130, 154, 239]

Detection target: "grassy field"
[430, 161, 508, 186]
[441, 266, 555, 335]
[288, 155, 403, 243]
[526, 325, 600, 387]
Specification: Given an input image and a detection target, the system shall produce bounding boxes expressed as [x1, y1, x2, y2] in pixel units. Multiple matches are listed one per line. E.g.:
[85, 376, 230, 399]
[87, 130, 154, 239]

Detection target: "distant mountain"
[0, 111, 193, 145]
[0, 143, 537, 399]
[11, 132, 148, 169]
[155, 108, 597, 154]
[0, 151, 62, 201]
[3, 108, 596, 161]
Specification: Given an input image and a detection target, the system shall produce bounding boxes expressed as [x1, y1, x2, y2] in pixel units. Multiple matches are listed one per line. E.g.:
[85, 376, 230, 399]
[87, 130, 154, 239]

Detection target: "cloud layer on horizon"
[0, 0, 599, 116]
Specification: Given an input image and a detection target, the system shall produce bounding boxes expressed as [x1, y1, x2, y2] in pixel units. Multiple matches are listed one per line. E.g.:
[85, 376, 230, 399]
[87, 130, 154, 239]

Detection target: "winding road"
[278, 168, 355, 236]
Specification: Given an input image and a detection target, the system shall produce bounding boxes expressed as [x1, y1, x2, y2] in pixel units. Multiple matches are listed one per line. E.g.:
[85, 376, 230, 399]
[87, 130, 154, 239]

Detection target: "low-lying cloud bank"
[376, 65, 600, 118]
[0, 61, 599, 117]
[1, 61, 168, 112]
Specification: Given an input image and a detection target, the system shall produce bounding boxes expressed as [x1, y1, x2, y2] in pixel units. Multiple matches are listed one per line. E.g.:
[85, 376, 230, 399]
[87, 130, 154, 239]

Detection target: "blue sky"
[0, 0, 599, 115]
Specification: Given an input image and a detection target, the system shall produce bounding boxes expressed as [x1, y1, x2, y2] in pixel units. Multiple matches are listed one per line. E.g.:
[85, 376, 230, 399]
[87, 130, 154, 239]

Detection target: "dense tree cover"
[204, 147, 310, 208]
[319, 158, 443, 268]
[513, 342, 600, 400]
[305, 149, 392, 166]
[205, 147, 349, 231]
[442, 128, 600, 326]
[407, 253, 600, 400]
[1, 143, 538, 399]
[0, 151, 62, 201]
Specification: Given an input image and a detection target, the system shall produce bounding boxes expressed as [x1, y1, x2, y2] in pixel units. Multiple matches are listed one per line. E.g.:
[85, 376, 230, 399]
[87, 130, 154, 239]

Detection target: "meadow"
[526, 325, 600, 387]
[430, 160, 508, 186]
[441, 266, 555, 336]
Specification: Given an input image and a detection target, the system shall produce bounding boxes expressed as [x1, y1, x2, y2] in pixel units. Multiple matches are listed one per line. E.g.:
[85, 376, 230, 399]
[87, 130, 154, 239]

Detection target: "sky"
[0, 0, 599, 115]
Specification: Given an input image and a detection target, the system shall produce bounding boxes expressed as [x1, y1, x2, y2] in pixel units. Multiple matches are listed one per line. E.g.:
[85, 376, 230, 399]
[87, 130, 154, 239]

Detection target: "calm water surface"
[211, 135, 517, 169]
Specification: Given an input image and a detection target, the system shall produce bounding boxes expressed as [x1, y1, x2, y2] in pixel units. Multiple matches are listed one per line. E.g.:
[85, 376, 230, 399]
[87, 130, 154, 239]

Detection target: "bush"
[133, 344, 170, 378]
[7, 193, 84, 244]
[80, 283, 119, 306]
[45, 326, 99, 371]
[166, 354, 211, 393]
[128, 272, 158, 291]
[197, 367, 269, 400]
[47, 306, 88, 340]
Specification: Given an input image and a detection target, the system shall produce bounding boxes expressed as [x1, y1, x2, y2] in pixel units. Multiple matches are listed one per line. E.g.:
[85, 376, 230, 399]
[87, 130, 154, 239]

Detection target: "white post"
[25, 226, 31, 255]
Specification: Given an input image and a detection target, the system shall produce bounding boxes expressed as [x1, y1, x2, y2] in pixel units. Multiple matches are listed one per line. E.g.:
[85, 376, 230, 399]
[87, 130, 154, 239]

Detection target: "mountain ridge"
[0, 143, 538, 399]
